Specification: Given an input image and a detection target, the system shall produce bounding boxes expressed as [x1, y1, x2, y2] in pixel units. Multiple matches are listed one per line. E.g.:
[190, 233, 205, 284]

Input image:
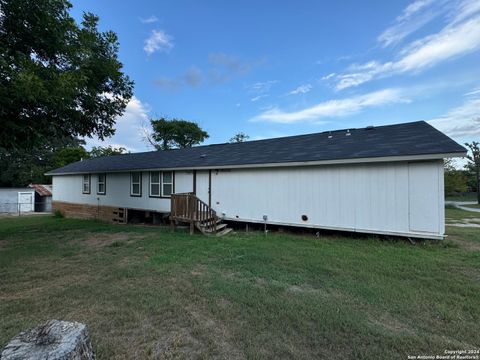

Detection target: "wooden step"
[216, 228, 233, 237]
[201, 223, 227, 233]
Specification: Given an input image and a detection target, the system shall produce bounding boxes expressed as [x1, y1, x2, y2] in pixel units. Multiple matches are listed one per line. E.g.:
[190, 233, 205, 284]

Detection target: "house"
[29, 184, 53, 212]
[46, 121, 466, 239]
[0, 188, 35, 214]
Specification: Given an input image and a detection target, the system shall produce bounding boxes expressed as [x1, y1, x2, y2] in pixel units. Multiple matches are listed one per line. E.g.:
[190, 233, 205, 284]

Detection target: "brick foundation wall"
[52, 201, 126, 223]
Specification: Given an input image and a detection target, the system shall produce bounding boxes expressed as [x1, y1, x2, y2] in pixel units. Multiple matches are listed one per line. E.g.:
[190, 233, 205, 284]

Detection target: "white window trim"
[161, 171, 174, 197]
[149, 171, 161, 197]
[130, 172, 142, 196]
[82, 174, 90, 194]
[97, 174, 106, 195]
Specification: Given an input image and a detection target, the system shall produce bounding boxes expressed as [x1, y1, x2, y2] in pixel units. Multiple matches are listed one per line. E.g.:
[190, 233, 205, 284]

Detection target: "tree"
[52, 146, 90, 169]
[147, 118, 209, 150]
[465, 142, 480, 204]
[89, 145, 127, 158]
[444, 158, 467, 195]
[0, 0, 134, 151]
[229, 132, 250, 143]
[0, 137, 86, 186]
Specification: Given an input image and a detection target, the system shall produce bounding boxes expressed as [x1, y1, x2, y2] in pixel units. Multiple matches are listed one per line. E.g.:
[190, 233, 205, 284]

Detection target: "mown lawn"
[463, 203, 480, 209]
[0, 213, 479, 359]
[445, 193, 478, 202]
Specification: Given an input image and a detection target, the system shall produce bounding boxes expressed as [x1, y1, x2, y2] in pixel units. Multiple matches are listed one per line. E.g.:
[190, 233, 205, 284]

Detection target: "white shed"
[46, 121, 466, 239]
[0, 188, 35, 213]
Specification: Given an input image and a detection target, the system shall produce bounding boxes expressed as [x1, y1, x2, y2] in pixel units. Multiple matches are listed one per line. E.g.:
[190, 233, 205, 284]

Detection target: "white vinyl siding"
[52, 161, 445, 239]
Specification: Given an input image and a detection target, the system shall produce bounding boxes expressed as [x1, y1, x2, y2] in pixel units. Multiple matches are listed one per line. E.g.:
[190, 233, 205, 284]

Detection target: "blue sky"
[70, 0, 480, 152]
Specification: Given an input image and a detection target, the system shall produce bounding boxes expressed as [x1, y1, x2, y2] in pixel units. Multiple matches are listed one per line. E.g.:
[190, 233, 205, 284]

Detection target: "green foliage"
[464, 142, 480, 204]
[52, 146, 90, 168]
[53, 210, 64, 218]
[0, 141, 130, 186]
[0, 137, 85, 186]
[89, 145, 127, 158]
[444, 159, 468, 195]
[229, 132, 250, 143]
[149, 117, 209, 150]
[0, 0, 134, 151]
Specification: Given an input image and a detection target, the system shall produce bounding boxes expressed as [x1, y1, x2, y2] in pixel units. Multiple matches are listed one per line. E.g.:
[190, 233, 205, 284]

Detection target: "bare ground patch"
[447, 236, 480, 251]
[0, 273, 92, 301]
[81, 232, 148, 248]
[183, 305, 245, 360]
[367, 312, 415, 335]
[287, 283, 322, 295]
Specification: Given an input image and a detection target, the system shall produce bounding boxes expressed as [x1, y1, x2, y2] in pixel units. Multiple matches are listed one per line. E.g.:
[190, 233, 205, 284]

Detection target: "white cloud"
[144, 30, 173, 55]
[251, 88, 408, 124]
[140, 15, 159, 24]
[378, 0, 442, 47]
[85, 97, 150, 152]
[321, 73, 336, 80]
[428, 89, 480, 137]
[397, 16, 480, 71]
[288, 84, 312, 95]
[248, 80, 278, 94]
[336, 14, 480, 90]
[251, 95, 267, 102]
[450, 0, 480, 25]
[464, 87, 480, 96]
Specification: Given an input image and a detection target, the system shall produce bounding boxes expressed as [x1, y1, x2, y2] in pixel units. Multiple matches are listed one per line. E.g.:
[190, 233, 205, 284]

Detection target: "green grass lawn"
[445, 193, 478, 202]
[463, 203, 480, 209]
[1, 214, 479, 359]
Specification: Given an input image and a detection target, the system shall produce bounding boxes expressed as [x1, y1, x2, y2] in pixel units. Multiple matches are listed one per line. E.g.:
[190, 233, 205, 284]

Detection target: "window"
[131, 172, 142, 196]
[150, 171, 160, 197]
[82, 174, 90, 194]
[149, 171, 174, 197]
[97, 174, 106, 195]
[162, 171, 173, 197]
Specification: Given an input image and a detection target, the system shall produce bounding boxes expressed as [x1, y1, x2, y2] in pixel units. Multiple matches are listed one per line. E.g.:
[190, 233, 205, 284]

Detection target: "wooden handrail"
[171, 193, 217, 234]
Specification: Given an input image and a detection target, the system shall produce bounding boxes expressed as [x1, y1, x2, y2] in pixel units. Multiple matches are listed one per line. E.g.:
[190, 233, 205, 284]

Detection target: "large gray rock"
[1, 320, 95, 360]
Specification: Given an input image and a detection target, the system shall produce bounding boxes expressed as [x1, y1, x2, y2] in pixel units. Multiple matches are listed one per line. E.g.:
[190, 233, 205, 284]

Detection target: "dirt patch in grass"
[0, 239, 7, 250]
[184, 305, 244, 360]
[287, 284, 321, 294]
[368, 313, 415, 335]
[447, 235, 480, 251]
[0, 273, 92, 301]
[450, 266, 480, 283]
[82, 232, 147, 248]
[154, 327, 206, 360]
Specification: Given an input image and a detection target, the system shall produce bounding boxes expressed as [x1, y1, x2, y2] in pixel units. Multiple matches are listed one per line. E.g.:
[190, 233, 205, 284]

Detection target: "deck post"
[189, 221, 194, 235]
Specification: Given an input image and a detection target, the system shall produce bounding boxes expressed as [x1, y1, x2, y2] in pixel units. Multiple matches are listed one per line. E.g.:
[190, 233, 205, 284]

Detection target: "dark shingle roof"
[47, 121, 466, 175]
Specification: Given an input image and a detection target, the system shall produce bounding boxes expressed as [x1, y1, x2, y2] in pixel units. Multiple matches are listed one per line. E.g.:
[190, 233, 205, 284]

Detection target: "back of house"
[46, 121, 466, 239]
